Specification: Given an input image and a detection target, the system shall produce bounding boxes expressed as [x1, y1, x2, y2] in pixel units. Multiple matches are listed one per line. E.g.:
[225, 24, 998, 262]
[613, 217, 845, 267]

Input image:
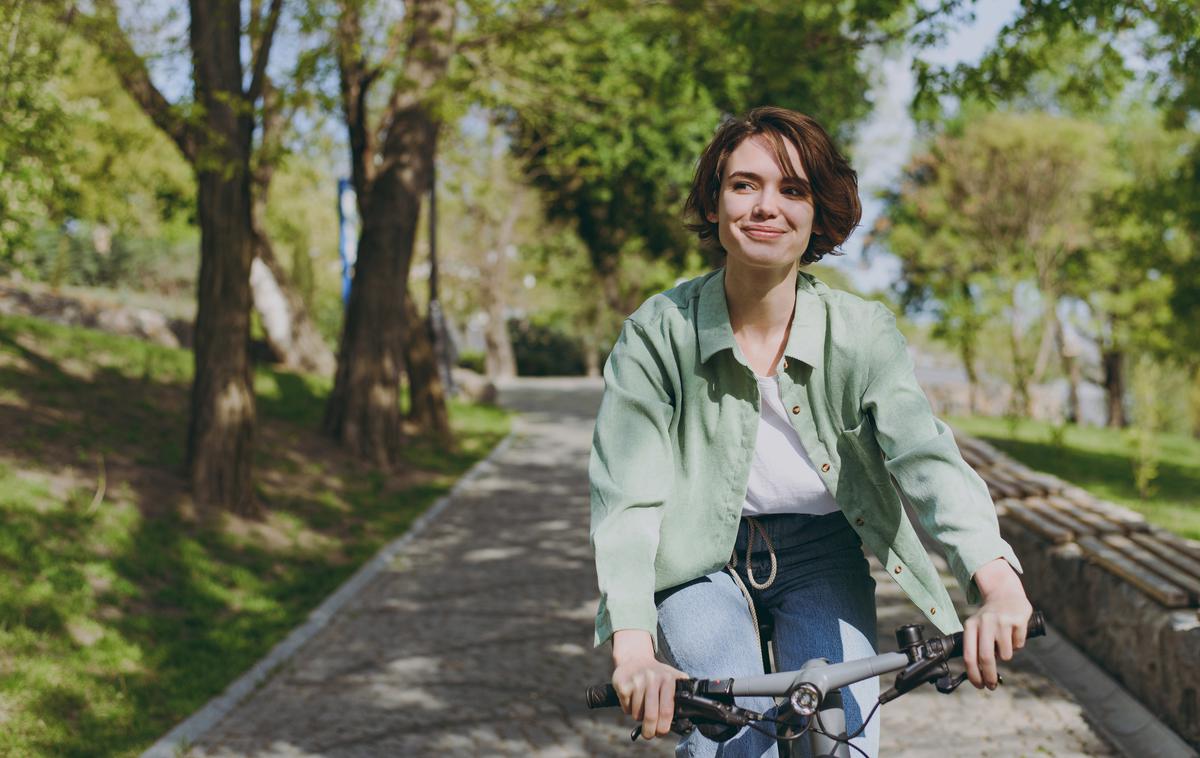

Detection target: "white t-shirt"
[742, 372, 841, 517]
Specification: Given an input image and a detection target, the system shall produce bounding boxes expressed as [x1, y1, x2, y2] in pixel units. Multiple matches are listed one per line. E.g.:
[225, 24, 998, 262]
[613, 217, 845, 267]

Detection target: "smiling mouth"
[742, 226, 786, 238]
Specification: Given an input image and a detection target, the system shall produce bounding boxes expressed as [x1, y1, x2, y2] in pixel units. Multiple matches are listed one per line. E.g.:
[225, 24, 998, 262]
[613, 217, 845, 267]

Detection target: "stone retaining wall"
[954, 431, 1200, 748]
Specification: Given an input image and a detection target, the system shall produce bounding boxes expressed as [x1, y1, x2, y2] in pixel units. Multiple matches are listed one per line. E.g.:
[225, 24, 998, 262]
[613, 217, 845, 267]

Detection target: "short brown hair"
[684, 106, 862, 265]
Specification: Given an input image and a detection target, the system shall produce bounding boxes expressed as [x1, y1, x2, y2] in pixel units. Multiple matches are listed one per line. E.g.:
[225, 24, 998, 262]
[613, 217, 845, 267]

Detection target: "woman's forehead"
[725, 134, 807, 180]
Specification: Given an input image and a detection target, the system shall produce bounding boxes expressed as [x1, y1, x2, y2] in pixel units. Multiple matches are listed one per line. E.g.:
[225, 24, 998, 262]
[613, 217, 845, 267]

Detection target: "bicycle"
[585, 610, 1046, 757]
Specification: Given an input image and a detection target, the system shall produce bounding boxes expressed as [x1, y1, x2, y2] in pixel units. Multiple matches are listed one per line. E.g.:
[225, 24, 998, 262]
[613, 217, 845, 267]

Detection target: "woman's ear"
[706, 211, 718, 223]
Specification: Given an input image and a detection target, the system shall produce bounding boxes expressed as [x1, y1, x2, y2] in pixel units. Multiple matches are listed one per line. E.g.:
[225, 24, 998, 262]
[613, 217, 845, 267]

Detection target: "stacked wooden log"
[954, 431, 1200, 616]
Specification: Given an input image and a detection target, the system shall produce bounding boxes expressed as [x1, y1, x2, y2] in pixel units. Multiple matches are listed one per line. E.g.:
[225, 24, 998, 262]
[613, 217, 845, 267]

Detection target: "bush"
[509, 319, 586, 376]
[456, 349, 486, 374]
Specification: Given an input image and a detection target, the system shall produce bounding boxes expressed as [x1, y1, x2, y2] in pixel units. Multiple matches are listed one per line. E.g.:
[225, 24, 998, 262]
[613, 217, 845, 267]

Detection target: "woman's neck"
[724, 260, 798, 375]
[724, 260, 798, 338]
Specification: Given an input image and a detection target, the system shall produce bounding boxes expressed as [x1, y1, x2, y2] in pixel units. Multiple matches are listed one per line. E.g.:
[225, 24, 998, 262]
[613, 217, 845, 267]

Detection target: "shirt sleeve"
[589, 319, 675, 648]
[861, 302, 1023, 604]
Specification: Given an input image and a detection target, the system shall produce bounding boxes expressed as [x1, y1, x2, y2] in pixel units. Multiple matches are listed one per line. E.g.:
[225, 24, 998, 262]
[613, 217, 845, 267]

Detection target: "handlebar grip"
[586, 683, 620, 709]
[1027, 610, 1046, 639]
[948, 609, 1047, 658]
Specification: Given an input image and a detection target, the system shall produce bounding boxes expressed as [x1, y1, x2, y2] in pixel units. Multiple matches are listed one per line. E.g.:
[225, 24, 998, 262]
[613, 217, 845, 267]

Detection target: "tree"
[430, 117, 532, 380]
[1076, 112, 1189, 427]
[927, 4, 1200, 433]
[74, 0, 288, 512]
[879, 110, 1106, 418]
[322, 0, 458, 463]
[873, 148, 996, 413]
[491, 1, 951, 316]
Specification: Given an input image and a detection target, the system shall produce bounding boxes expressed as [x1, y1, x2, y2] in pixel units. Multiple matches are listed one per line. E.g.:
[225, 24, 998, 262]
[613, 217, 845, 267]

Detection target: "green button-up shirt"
[589, 267, 1022, 648]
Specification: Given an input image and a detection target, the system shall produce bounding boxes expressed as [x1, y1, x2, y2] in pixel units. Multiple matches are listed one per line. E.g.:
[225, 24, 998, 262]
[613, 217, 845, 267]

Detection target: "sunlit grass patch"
[0, 312, 511, 756]
[947, 415, 1200, 540]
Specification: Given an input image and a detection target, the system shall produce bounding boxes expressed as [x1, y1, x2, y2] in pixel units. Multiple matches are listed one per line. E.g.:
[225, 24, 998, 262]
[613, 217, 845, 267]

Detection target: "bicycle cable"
[808, 700, 880, 758]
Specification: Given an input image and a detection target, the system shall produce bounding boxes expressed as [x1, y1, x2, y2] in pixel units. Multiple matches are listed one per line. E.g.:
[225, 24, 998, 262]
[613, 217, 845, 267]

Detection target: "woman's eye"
[783, 186, 806, 197]
[732, 181, 752, 190]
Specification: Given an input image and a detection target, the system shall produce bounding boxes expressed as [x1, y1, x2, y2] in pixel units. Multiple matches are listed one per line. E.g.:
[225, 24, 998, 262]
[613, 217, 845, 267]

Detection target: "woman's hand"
[963, 558, 1033, 690]
[611, 629, 689, 740]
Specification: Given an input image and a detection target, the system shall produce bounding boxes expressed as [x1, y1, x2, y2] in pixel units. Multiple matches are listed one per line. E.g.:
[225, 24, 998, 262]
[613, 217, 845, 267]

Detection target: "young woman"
[589, 106, 1033, 757]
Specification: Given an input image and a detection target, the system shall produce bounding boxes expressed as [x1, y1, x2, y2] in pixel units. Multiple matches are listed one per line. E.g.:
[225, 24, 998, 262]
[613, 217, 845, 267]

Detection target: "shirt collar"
[697, 267, 826, 369]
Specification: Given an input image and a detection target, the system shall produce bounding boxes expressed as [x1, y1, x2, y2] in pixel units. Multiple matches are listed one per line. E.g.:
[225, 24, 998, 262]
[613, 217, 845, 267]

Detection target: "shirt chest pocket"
[835, 417, 895, 504]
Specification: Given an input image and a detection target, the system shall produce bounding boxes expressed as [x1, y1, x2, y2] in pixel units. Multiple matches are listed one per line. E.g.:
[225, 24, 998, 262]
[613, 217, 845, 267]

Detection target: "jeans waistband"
[732, 511, 856, 553]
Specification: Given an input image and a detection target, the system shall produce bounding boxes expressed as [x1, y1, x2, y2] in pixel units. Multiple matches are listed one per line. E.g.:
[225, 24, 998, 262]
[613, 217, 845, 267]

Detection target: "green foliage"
[2, 30, 198, 292]
[509, 319, 587, 376]
[0, 1, 74, 260]
[262, 150, 343, 340]
[456, 349, 486, 374]
[1127, 356, 1164, 499]
[923, 1, 1199, 128]
[879, 110, 1108, 400]
[1082, 109, 1194, 364]
[482, 0, 926, 291]
[920, 2, 1200, 398]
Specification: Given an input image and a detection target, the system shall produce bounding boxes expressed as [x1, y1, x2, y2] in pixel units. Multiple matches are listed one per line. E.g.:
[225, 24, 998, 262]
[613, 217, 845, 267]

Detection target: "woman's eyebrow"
[727, 170, 810, 187]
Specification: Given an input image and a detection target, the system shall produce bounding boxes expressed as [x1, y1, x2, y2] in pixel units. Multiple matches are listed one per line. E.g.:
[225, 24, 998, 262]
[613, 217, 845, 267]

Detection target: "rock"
[451, 367, 497, 404]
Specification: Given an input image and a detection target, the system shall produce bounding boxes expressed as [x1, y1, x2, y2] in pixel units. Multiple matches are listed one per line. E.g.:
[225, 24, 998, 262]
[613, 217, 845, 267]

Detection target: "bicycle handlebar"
[585, 611, 1046, 711]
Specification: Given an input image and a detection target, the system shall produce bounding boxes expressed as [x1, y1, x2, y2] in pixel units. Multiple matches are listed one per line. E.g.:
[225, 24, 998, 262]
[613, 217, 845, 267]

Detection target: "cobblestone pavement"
[191, 377, 1114, 757]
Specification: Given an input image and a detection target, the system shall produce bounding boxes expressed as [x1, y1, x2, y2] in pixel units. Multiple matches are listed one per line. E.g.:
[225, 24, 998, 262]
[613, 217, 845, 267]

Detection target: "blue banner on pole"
[337, 178, 359, 304]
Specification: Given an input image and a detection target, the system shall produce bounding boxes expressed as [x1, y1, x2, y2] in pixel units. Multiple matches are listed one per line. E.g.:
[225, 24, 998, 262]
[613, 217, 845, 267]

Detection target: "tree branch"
[247, 0, 284, 104]
[70, 0, 198, 163]
[335, 0, 377, 197]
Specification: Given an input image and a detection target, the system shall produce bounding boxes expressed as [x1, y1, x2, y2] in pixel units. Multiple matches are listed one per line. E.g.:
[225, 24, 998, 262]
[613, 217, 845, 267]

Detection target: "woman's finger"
[1014, 609, 1030, 650]
[978, 619, 998, 688]
[996, 618, 1015, 662]
[643, 676, 662, 738]
[962, 617, 982, 688]
[656, 675, 675, 736]
[629, 677, 646, 724]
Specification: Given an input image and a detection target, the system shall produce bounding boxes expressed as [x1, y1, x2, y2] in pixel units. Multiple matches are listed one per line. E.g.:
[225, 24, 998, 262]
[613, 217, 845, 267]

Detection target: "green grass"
[946, 414, 1200, 540]
[0, 312, 510, 757]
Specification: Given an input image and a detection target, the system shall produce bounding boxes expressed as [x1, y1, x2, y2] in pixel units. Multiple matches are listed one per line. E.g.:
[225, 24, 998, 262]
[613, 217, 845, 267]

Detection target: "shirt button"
[820, 463, 830, 472]
[791, 405, 801, 415]
[855, 517, 865, 526]
[930, 607, 937, 615]
[893, 565, 903, 574]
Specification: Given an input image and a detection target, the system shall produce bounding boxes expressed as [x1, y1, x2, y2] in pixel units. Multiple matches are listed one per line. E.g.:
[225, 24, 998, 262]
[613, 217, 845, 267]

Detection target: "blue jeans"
[654, 512, 879, 758]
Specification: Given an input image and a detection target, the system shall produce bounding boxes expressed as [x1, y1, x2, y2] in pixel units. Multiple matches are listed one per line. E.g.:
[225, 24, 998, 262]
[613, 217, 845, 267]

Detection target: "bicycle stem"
[725, 651, 911, 699]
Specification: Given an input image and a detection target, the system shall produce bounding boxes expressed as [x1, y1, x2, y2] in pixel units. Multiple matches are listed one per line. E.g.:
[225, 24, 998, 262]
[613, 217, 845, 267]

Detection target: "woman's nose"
[753, 187, 780, 217]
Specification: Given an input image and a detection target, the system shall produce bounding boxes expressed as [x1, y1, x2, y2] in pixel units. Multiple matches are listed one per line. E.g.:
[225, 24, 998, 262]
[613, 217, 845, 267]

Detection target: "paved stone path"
[191, 377, 1115, 757]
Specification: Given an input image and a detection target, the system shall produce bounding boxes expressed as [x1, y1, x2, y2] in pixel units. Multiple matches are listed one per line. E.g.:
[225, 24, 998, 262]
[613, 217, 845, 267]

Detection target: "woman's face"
[707, 135, 818, 273]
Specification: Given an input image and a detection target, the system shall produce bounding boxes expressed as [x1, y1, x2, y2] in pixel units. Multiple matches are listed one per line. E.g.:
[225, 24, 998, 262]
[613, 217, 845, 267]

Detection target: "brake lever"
[935, 671, 1003, 694]
[935, 672, 967, 694]
[627, 692, 758, 742]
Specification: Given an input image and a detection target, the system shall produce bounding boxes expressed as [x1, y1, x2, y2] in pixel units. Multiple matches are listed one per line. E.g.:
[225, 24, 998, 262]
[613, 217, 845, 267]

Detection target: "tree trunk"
[325, 0, 456, 465]
[403, 292, 452, 446]
[1101, 348, 1126, 427]
[959, 335, 979, 415]
[322, 194, 411, 466]
[1188, 363, 1200, 440]
[584, 345, 601, 377]
[249, 228, 336, 377]
[484, 306, 517, 379]
[186, 0, 258, 513]
[1007, 289, 1032, 417]
[1053, 310, 1081, 424]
